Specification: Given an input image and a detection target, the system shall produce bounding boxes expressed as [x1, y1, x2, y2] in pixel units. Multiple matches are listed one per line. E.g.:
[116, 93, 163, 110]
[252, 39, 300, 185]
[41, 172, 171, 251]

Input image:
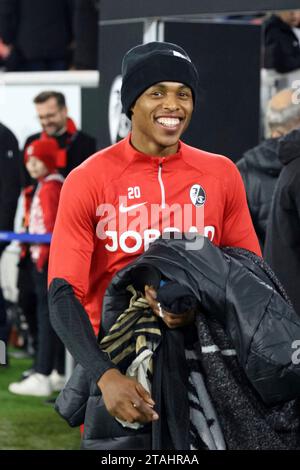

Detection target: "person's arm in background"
[0, 126, 20, 255]
[220, 159, 261, 256]
[48, 167, 158, 424]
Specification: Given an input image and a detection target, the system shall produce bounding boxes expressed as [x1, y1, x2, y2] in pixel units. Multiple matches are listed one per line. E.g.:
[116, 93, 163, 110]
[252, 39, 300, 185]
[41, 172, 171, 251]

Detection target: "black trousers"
[17, 254, 38, 354]
[32, 266, 65, 376]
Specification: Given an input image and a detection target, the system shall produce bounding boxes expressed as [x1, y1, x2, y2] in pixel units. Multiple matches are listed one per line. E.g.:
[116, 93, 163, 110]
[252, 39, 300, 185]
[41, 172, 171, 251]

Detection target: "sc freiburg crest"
[190, 184, 206, 207]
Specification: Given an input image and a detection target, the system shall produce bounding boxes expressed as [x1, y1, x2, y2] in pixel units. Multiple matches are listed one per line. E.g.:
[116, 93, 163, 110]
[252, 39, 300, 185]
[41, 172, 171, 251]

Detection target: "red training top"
[48, 135, 261, 334]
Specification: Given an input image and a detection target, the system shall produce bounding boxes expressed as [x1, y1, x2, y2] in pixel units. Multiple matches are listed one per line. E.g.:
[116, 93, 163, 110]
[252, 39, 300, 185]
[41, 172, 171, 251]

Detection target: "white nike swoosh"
[119, 202, 147, 213]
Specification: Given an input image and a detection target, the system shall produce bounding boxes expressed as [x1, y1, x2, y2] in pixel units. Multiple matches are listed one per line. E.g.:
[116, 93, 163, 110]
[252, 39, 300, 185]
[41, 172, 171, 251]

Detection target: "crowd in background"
[0, 0, 100, 71]
[0, 7, 300, 73]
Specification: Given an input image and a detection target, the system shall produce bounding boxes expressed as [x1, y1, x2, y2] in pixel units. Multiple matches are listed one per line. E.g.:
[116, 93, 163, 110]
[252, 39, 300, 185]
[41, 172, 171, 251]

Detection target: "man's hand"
[97, 368, 159, 424]
[145, 285, 195, 329]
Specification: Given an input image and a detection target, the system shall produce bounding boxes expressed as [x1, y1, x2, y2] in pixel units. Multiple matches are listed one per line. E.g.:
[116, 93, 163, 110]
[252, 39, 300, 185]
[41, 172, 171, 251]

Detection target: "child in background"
[9, 138, 65, 396]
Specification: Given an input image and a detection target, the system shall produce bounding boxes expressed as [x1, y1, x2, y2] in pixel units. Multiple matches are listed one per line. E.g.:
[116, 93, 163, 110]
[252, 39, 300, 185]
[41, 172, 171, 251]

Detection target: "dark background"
[101, 0, 300, 22]
[165, 22, 261, 162]
[97, 22, 143, 148]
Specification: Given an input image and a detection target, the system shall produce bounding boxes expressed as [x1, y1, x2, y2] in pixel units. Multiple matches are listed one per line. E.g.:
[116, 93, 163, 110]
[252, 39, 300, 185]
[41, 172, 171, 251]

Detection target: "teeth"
[157, 117, 180, 127]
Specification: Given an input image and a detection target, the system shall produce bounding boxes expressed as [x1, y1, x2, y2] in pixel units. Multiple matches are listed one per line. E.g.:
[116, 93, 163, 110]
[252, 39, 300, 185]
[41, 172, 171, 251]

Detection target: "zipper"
[158, 163, 166, 209]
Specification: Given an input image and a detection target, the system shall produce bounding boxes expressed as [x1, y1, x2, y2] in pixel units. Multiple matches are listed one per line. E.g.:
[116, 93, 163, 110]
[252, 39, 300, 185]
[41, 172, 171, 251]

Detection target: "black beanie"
[121, 41, 199, 119]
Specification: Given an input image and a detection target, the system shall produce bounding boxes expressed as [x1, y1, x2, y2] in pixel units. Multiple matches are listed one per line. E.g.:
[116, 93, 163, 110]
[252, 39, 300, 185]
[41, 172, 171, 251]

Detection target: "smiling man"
[22, 91, 96, 187]
[48, 42, 260, 431]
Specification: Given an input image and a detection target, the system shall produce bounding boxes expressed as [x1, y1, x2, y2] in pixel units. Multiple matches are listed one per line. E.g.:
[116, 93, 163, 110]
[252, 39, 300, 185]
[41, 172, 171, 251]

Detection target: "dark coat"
[21, 130, 96, 187]
[56, 237, 300, 449]
[264, 128, 300, 316]
[237, 138, 282, 249]
[0, 0, 73, 69]
[263, 14, 300, 73]
[100, 237, 300, 405]
[0, 123, 20, 234]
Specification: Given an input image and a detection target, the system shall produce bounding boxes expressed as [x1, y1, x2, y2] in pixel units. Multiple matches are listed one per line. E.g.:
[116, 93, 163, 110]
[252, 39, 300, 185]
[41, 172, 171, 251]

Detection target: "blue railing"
[0, 232, 52, 243]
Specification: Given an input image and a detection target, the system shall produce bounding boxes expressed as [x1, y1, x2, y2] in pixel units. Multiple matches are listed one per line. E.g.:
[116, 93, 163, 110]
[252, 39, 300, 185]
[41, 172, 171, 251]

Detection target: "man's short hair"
[33, 91, 66, 109]
[265, 89, 300, 137]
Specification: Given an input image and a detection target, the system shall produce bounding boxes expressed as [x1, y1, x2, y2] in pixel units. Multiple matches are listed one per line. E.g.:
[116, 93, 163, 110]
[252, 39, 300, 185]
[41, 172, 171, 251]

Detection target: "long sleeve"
[48, 166, 116, 382]
[48, 167, 96, 302]
[48, 278, 117, 383]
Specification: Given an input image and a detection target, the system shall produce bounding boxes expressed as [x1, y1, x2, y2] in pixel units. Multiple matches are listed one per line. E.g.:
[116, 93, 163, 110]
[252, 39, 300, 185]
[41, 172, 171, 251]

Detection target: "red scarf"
[40, 117, 77, 168]
[23, 185, 35, 230]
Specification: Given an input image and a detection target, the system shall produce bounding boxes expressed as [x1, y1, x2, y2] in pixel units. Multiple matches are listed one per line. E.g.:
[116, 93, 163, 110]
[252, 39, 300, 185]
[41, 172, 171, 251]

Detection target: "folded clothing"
[130, 264, 199, 315]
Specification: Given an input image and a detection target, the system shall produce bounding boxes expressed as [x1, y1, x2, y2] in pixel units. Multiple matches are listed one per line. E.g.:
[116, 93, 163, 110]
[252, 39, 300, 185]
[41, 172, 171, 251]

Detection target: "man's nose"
[162, 94, 179, 110]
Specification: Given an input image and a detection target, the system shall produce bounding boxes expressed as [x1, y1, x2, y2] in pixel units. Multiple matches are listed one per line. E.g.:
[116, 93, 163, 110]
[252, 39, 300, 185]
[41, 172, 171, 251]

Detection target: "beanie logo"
[172, 50, 191, 63]
[190, 184, 206, 207]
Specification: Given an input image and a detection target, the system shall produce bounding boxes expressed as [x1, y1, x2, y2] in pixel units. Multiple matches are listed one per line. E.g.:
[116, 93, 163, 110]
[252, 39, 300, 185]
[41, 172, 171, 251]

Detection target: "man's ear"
[130, 99, 137, 117]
